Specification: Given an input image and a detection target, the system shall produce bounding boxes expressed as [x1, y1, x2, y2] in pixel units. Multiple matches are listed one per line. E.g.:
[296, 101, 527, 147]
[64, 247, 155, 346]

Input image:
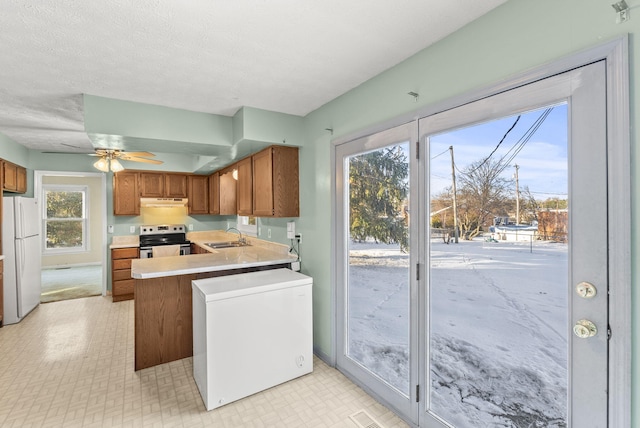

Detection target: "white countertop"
[131, 246, 297, 279]
[110, 235, 139, 249]
[131, 230, 297, 279]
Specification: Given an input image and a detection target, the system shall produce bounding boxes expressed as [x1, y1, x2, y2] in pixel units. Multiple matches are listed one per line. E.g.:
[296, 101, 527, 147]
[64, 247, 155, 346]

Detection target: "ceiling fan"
[91, 149, 163, 172]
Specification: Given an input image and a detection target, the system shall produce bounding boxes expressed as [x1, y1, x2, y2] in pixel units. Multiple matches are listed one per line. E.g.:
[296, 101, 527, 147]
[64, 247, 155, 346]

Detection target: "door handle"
[573, 319, 597, 338]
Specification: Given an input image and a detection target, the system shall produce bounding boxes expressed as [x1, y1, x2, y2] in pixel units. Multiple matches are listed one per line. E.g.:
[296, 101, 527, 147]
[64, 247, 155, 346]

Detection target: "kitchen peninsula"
[131, 231, 298, 370]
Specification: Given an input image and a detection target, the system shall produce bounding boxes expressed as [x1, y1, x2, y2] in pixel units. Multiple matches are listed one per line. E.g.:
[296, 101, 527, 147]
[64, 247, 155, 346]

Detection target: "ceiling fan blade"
[120, 151, 156, 158]
[121, 156, 163, 165]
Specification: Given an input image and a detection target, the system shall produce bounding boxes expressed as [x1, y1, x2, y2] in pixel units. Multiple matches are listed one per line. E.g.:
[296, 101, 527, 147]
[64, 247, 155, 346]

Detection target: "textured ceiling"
[0, 0, 507, 156]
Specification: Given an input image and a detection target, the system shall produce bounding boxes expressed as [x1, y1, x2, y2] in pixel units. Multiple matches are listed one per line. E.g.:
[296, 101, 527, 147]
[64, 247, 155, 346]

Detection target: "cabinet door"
[16, 166, 27, 193]
[209, 172, 220, 215]
[219, 168, 237, 215]
[139, 172, 164, 197]
[113, 172, 140, 215]
[271, 146, 299, 217]
[252, 148, 274, 216]
[165, 174, 188, 198]
[188, 175, 209, 214]
[236, 157, 253, 215]
[3, 161, 17, 192]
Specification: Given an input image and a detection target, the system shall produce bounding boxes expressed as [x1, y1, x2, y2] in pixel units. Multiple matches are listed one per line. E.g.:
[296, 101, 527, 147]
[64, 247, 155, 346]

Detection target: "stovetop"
[139, 224, 190, 247]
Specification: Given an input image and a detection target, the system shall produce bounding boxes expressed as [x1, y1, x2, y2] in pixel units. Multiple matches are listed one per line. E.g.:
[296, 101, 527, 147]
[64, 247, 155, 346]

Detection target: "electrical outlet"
[188, 224, 193, 231]
[129, 226, 135, 233]
[267, 228, 272, 239]
[296, 233, 302, 244]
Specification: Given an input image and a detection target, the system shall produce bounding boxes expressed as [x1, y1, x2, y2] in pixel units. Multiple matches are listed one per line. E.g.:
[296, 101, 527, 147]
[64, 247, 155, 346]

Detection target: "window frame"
[42, 184, 90, 254]
[236, 215, 258, 237]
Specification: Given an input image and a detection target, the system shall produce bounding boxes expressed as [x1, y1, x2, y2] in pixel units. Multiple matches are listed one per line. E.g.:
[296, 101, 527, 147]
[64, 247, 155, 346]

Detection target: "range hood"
[140, 198, 188, 208]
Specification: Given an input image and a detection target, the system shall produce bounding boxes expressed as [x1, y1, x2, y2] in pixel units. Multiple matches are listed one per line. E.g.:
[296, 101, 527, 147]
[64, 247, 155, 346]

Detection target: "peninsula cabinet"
[0, 259, 4, 327]
[111, 247, 139, 302]
[113, 171, 140, 216]
[236, 157, 253, 216]
[3, 160, 27, 193]
[253, 146, 299, 217]
[208, 171, 220, 215]
[188, 175, 209, 214]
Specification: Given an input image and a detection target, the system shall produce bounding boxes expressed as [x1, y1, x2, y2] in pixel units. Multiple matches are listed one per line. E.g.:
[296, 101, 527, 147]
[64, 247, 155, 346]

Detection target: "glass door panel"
[346, 142, 411, 395]
[428, 105, 569, 427]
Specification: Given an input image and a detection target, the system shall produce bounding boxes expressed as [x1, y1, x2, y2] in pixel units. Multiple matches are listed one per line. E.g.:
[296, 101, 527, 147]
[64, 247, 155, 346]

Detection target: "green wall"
[300, 0, 638, 422]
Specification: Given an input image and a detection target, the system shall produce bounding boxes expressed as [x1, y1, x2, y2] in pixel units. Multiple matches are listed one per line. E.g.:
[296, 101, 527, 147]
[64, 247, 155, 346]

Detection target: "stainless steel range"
[139, 224, 191, 258]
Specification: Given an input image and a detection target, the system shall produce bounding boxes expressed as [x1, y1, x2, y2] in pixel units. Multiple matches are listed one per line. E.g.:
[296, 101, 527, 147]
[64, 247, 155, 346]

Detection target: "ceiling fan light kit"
[91, 149, 162, 172]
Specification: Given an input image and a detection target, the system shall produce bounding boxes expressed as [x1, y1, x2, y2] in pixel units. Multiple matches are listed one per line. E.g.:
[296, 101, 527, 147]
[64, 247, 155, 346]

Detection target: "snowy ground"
[348, 238, 568, 427]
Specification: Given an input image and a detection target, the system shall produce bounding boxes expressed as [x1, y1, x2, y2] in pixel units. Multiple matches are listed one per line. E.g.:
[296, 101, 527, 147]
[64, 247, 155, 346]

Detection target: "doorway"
[334, 41, 630, 427]
[35, 171, 108, 302]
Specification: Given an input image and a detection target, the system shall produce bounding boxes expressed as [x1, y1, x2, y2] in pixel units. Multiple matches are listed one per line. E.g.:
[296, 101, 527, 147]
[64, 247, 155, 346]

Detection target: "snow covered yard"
[348, 238, 568, 427]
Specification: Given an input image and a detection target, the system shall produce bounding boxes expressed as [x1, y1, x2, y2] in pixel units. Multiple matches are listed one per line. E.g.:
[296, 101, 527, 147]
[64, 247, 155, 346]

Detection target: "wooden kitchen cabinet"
[111, 247, 139, 302]
[236, 157, 253, 216]
[113, 171, 140, 216]
[219, 167, 237, 215]
[0, 259, 4, 327]
[208, 171, 220, 215]
[139, 172, 164, 197]
[188, 175, 209, 214]
[139, 172, 188, 198]
[253, 145, 299, 217]
[3, 160, 27, 193]
[165, 173, 188, 198]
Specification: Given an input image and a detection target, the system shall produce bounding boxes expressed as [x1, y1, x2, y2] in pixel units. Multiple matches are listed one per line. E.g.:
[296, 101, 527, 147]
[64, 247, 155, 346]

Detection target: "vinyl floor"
[0, 296, 409, 428]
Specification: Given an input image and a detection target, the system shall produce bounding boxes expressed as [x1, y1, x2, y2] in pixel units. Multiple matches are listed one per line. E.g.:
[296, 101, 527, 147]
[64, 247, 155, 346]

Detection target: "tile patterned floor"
[0, 296, 409, 427]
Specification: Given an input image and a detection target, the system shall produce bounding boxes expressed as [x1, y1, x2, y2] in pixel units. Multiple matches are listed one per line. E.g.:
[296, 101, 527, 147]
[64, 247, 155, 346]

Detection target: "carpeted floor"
[40, 265, 103, 303]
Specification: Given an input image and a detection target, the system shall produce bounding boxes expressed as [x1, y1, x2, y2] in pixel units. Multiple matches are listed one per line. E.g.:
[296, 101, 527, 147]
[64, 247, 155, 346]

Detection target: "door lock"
[576, 281, 597, 298]
[573, 319, 598, 338]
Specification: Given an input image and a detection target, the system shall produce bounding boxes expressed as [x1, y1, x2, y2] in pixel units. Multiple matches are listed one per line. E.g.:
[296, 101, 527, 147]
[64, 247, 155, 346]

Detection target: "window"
[43, 185, 88, 253]
[237, 215, 258, 236]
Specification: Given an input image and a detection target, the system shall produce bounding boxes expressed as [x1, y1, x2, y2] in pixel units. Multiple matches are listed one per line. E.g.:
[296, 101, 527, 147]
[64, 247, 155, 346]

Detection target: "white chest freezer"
[192, 268, 313, 411]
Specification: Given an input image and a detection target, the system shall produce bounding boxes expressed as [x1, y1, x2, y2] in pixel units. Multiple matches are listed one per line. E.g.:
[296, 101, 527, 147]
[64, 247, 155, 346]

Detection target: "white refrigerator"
[3, 197, 42, 325]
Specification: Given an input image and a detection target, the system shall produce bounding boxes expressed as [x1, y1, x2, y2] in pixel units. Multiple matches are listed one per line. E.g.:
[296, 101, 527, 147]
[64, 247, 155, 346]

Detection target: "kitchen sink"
[204, 241, 251, 249]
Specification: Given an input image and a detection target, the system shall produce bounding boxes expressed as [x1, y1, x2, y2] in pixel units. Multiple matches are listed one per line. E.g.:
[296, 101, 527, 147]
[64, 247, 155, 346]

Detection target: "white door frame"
[34, 170, 109, 297]
[331, 35, 630, 427]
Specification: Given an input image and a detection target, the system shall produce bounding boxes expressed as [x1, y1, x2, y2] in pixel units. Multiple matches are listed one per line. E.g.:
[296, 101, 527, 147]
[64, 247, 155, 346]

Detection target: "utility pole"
[449, 146, 459, 243]
[514, 164, 520, 225]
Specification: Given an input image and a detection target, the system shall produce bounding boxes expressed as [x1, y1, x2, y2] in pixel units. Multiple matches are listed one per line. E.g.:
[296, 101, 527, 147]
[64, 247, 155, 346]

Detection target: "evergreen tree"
[349, 146, 409, 251]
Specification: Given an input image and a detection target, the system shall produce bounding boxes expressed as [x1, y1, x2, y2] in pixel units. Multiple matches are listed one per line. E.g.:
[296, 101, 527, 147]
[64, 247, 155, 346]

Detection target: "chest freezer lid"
[192, 268, 312, 301]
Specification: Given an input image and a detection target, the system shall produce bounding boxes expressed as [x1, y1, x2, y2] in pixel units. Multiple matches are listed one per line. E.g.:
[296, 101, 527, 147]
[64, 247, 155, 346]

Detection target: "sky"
[429, 103, 568, 200]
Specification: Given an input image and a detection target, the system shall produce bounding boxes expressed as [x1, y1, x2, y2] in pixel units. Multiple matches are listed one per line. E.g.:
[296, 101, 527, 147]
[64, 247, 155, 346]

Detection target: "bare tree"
[457, 158, 513, 239]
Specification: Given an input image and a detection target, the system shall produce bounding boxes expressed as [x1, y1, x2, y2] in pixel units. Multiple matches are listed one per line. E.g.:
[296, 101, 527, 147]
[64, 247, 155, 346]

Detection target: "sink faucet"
[226, 227, 246, 244]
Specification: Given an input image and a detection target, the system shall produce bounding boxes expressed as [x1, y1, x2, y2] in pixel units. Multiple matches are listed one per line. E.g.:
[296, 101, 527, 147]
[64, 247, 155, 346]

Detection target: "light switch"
[108, 225, 114, 234]
[287, 221, 295, 239]
[130, 226, 135, 233]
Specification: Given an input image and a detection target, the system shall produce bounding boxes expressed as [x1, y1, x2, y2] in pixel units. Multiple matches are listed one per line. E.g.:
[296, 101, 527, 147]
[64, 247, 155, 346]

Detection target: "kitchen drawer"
[113, 269, 132, 282]
[113, 259, 132, 270]
[113, 279, 134, 302]
[112, 247, 139, 259]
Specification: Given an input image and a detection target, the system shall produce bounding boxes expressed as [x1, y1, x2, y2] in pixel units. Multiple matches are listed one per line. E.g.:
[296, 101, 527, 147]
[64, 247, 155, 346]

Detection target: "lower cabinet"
[0, 259, 4, 327]
[111, 247, 139, 302]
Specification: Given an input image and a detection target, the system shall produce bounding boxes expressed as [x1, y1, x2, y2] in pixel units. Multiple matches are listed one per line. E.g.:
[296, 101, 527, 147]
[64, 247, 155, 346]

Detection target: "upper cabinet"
[2, 160, 27, 194]
[113, 171, 140, 216]
[139, 172, 164, 197]
[218, 167, 237, 215]
[139, 172, 187, 198]
[165, 173, 188, 198]
[208, 172, 220, 215]
[253, 146, 299, 217]
[188, 175, 209, 215]
[236, 157, 253, 216]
